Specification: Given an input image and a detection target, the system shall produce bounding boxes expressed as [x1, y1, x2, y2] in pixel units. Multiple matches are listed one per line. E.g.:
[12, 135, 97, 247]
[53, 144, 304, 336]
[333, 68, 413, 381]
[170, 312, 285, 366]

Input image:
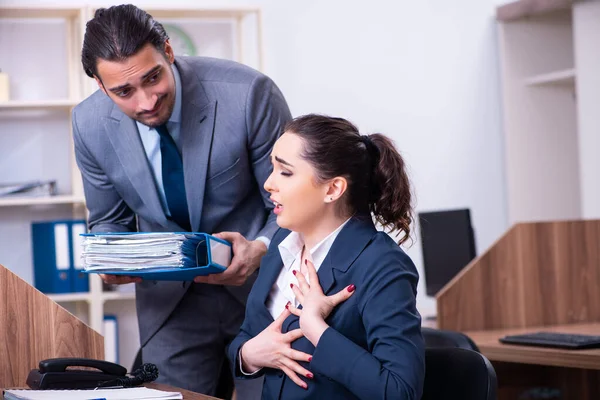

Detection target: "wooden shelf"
[0, 7, 82, 19]
[0, 99, 81, 111]
[135, 7, 259, 19]
[524, 68, 576, 86]
[49, 291, 136, 303]
[48, 292, 90, 303]
[0, 195, 85, 207]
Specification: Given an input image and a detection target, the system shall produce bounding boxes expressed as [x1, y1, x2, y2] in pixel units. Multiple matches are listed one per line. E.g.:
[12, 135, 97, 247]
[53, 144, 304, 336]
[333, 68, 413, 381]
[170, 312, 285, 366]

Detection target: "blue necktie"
[155, 124, 191, 231]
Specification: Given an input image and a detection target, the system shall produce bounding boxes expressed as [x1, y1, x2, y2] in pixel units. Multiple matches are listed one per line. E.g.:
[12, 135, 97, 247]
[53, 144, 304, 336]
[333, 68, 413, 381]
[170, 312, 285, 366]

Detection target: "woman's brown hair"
[285, 114, 413, 244]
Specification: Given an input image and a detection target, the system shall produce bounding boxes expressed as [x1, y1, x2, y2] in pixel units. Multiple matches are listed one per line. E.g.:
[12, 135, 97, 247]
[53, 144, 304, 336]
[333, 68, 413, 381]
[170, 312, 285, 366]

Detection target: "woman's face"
[264, 132, 330, 232]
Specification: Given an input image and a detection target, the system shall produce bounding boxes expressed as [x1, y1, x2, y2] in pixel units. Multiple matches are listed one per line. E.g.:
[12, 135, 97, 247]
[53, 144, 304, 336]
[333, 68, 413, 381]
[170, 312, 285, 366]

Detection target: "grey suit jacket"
[72, 56, 292, 346]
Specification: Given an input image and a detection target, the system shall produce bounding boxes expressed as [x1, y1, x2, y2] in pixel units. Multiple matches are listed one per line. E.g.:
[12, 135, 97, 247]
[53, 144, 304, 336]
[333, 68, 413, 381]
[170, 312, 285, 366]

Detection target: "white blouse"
[266, 218, 351, 319]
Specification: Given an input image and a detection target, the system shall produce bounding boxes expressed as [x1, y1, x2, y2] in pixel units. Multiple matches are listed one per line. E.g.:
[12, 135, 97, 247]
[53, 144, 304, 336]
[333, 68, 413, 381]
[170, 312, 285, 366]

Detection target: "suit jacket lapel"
[258, 250, 285, 315]
[176, 58, 215, 232]
[282, 217, 377, 332]
[317, 216, 377, 294]
[104, 106, 169, 228]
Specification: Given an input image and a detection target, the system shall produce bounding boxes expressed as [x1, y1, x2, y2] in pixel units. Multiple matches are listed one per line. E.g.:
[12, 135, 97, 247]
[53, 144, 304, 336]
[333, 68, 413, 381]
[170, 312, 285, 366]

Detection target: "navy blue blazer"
[228, 216, 425, 399]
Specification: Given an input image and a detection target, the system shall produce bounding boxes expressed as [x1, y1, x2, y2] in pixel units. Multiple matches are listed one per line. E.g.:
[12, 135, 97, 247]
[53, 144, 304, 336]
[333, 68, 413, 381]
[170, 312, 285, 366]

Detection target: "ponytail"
[367, 134, 413, 244]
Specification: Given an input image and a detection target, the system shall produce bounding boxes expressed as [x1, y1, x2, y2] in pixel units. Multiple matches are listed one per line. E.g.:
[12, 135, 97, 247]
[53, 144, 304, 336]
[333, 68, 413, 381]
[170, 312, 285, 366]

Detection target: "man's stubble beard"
[138, 93, 176, 128]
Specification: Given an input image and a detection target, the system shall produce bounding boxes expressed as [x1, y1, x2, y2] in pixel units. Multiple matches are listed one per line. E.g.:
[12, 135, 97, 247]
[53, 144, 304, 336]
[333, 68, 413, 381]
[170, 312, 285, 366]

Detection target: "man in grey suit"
[72, 5, 292, 398]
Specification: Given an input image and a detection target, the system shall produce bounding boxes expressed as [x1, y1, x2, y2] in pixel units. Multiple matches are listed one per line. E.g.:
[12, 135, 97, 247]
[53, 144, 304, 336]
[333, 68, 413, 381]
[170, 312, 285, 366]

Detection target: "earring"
[329, 197, 333, 201]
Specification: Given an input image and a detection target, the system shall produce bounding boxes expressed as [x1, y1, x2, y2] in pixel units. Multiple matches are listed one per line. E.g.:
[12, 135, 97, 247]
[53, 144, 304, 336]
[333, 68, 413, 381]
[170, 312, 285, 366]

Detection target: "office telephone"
[27, 358, 128, 389]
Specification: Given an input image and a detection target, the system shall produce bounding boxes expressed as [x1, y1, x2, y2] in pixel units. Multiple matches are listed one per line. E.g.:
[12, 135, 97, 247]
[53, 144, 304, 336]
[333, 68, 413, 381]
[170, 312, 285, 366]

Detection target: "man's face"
[95, 41, 176, 127]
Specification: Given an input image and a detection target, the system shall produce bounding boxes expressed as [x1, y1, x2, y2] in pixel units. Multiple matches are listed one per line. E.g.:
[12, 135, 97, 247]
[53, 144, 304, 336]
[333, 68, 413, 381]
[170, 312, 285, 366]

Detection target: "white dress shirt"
[266, 218, 351, 320]
[136, 63, 183, 217]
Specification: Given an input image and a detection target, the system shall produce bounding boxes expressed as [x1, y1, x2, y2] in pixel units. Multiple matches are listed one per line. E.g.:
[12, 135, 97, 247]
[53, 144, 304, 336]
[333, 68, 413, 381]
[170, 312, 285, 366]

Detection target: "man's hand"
[99, 274, 142, 285]
[193, 232, 267, 286]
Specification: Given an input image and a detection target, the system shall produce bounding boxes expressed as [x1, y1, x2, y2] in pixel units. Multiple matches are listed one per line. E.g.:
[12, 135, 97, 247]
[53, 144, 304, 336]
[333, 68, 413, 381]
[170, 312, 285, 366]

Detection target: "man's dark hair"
[81, 4, 169, 78]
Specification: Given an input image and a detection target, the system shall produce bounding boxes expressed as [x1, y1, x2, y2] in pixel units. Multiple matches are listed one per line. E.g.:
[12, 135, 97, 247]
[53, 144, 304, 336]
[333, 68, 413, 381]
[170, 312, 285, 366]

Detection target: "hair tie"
[359, 135, 381, 203]
[360, 135, 379, 161]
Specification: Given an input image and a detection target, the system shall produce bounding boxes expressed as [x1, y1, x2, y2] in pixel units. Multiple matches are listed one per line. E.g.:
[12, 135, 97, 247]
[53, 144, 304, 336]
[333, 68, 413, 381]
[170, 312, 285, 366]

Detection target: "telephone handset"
[27, 358, 127, 389]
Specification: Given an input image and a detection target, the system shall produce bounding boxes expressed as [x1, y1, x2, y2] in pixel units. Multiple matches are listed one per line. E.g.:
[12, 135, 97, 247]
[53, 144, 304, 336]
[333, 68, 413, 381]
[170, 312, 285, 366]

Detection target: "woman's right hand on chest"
[240, 304, 314, 389]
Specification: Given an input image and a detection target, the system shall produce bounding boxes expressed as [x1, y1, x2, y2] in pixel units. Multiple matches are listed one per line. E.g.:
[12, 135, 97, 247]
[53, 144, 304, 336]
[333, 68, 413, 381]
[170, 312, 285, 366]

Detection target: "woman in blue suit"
[228, 114, 425, 399]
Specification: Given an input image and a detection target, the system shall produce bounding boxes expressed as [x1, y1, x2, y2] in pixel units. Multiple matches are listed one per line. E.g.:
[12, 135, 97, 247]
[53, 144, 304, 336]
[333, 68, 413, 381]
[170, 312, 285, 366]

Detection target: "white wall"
[3, 0, 509, 317]
[574, 2, 600, 219]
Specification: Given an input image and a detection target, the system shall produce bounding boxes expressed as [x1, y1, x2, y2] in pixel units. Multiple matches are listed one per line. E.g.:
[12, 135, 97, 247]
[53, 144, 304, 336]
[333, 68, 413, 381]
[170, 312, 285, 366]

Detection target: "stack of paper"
[80, 232, 232, 281]
[3, 387, 182, 400]
[82, 233, 195, 272]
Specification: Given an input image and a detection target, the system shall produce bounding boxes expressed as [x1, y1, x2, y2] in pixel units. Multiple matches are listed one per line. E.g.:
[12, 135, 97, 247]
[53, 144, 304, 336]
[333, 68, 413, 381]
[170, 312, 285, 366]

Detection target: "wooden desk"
[466, 322, 600, 370]
[464, 323, 600, 399]
[1, 383, 221, 400]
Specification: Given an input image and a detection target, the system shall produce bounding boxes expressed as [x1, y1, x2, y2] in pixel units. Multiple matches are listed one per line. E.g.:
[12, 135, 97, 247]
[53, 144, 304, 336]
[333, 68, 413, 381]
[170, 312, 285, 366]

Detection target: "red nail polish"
[292, 270, 297, 276]
[290, 283, 294, 289]
[308, 356, 312, 362]
[347, 284, 356, 292]
[307, 373, 313, 379]
[285, 303, 289, 309]
[305, 259, 308, 265]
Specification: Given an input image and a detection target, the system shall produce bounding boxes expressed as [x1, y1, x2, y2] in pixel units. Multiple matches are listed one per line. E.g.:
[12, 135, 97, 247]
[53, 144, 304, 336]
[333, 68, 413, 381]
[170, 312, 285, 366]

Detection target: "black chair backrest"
[422, 327, 480, 352]
[422, 347, 497, 400]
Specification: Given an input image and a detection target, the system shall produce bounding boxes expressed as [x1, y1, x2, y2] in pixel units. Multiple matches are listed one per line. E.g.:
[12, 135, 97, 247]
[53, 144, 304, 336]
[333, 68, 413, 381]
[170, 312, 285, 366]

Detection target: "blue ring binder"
[81, 232, 232, 281]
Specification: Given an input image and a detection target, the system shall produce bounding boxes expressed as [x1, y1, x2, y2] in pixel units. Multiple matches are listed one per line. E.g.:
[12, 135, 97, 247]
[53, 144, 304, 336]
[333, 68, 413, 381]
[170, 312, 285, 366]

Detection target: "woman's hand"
[289, 259, 355, 346]
[240, 306, 313, 389]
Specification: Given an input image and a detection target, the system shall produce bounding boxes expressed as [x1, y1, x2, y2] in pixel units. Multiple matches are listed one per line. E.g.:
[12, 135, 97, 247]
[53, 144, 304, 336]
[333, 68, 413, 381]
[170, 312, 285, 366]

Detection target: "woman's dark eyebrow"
[273, 155, 294, 168]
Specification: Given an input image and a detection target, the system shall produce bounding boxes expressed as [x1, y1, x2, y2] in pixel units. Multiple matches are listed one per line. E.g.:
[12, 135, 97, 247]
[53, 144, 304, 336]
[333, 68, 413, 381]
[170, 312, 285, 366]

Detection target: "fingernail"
[306, 373, 313, 379]
[292, 270, 297, 276]
[347, 284, 356, 292]
[308, 356, 312, 362]
[290, 283, 294, 289]
[305, 259, 307, 265]
[304, 384, 308, 390]
[285, 301, 290, 309]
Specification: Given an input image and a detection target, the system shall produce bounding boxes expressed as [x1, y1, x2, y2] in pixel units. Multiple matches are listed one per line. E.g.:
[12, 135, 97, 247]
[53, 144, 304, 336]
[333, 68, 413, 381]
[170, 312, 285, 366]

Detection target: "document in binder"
[81, 232, 232, 281]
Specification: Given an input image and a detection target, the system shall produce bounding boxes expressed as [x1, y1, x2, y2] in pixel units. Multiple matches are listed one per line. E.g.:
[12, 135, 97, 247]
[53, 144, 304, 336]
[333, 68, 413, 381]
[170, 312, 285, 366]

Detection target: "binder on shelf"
[31, 219, 88, 294]
[82, 232, 232, 281]
[31, 221, 71, 294]
[103, 315, 119, 364]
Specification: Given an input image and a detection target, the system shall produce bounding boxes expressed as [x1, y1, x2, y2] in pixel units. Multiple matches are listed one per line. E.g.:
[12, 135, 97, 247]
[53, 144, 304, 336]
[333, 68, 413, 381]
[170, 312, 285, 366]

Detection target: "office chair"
[422, 327, 479, 351]
[422, 347, 497, 400]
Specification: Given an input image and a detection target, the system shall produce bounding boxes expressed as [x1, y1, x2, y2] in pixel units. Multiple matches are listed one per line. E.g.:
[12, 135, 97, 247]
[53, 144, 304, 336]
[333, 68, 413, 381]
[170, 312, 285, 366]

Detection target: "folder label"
[54, 223, 70, 271]
[209, 236, 232, 268]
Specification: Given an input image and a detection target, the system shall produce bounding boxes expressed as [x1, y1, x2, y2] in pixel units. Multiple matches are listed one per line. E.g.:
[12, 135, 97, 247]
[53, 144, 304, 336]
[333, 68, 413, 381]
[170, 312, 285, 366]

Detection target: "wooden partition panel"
[0, 264, 103, 387]
[437, 220, 600, 331]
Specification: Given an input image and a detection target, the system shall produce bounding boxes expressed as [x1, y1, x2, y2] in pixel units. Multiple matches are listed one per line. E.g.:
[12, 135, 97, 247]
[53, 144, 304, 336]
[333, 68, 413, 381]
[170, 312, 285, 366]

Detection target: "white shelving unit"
[0, 99, 81, 110]
[496, 0, 600, 224]
[1, 5, 264, 370]
[0, 195, 85, 207]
